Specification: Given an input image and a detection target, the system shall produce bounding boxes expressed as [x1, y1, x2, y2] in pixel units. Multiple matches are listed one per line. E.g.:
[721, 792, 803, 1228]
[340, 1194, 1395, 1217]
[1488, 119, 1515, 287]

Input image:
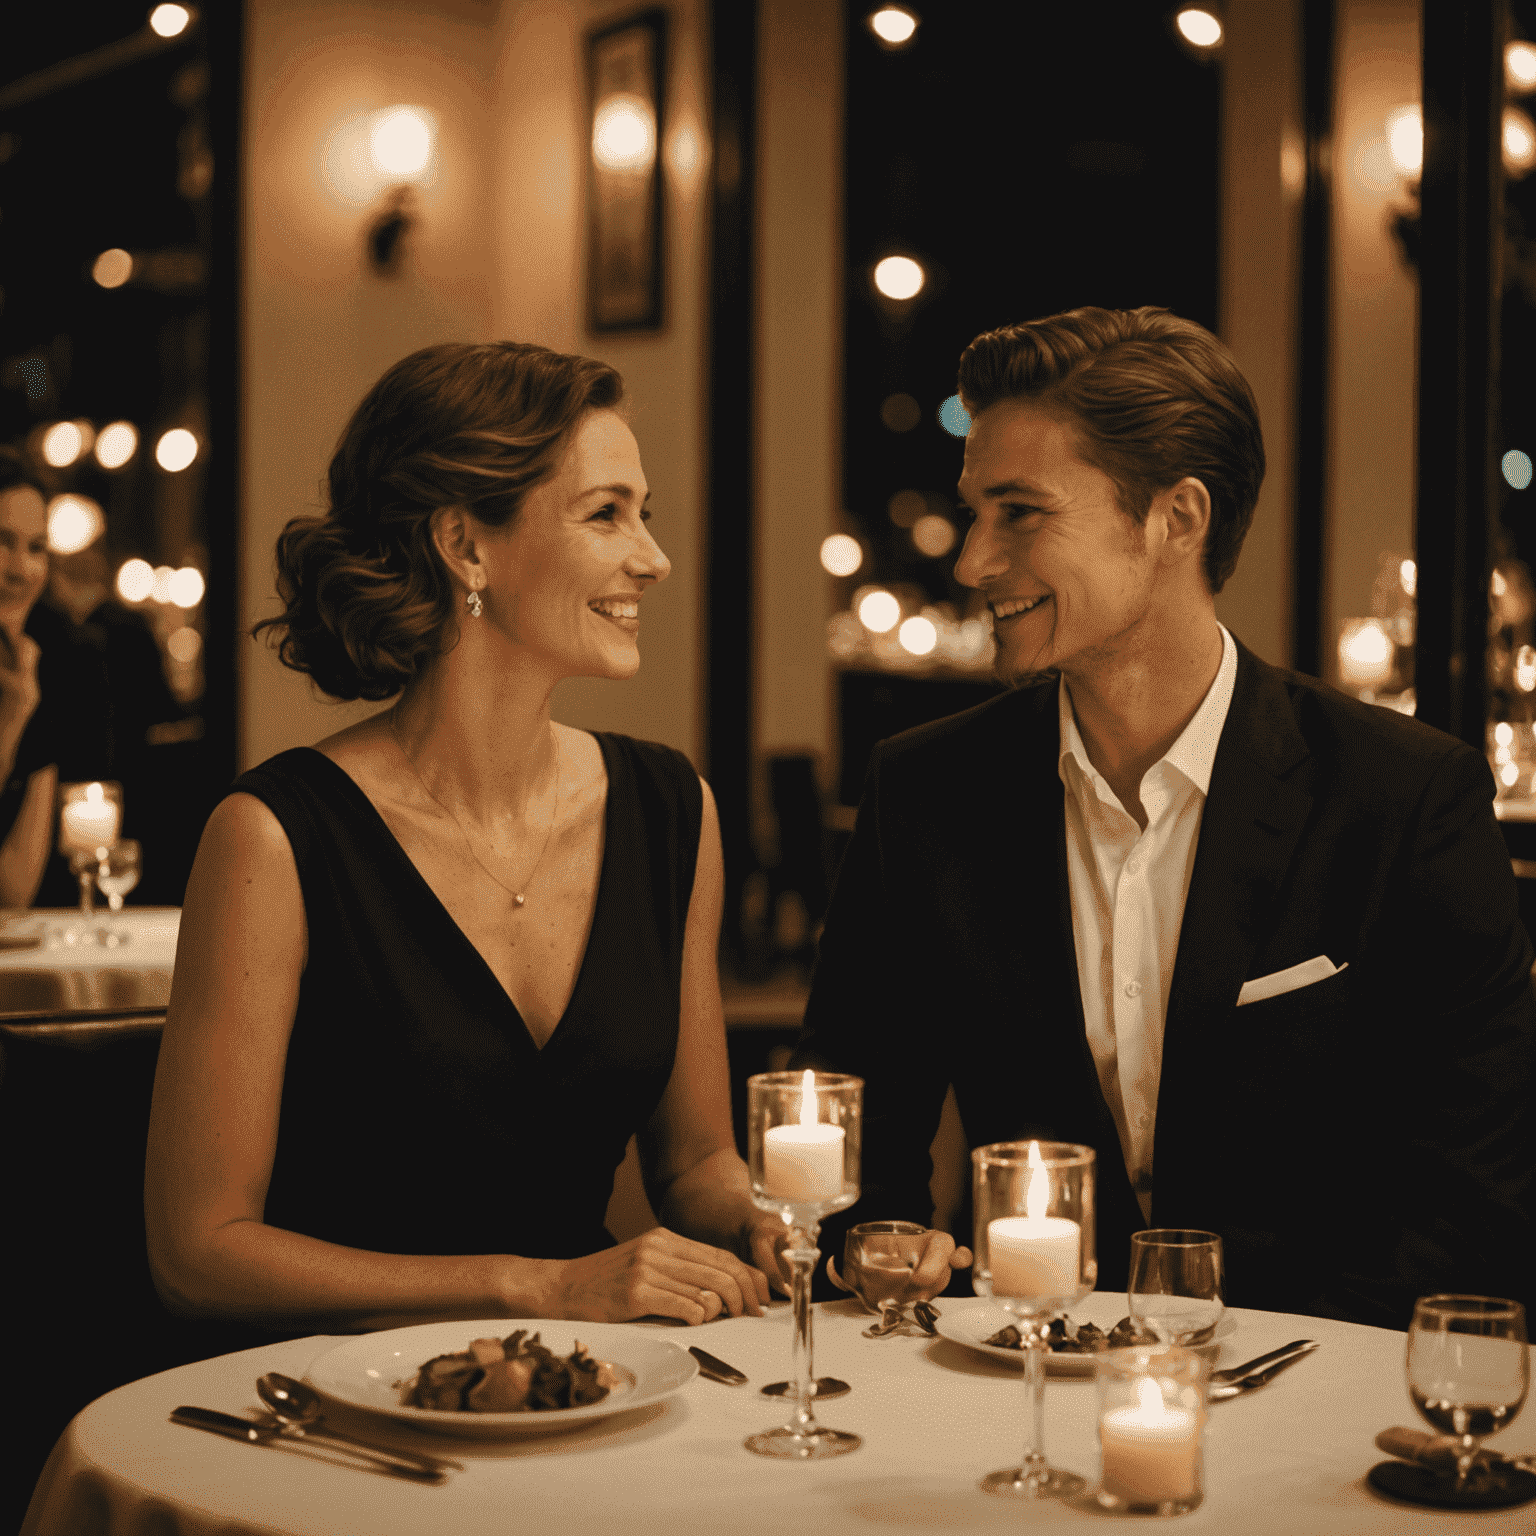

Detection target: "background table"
[0, 907, 179, 1014]
[22, 1296, 1536, 1535]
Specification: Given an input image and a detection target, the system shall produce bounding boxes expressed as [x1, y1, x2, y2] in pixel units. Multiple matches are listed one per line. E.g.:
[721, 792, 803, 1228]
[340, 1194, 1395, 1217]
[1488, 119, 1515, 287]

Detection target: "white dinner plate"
[305, 1319, 697, 1438]
[930, 1294, 1235, 1376]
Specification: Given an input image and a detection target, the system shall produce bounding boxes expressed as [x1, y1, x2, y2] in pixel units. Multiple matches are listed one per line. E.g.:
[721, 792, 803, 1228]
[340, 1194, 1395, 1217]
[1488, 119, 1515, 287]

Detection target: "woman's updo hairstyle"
[255, 341, 624, 700]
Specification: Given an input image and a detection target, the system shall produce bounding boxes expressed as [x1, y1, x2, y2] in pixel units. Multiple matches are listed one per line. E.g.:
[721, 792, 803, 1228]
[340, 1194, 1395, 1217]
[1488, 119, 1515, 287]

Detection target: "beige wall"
[1217, 0, 1303, 668]
[1326, 0, 1420, 681]
[755, 1, 842, 773]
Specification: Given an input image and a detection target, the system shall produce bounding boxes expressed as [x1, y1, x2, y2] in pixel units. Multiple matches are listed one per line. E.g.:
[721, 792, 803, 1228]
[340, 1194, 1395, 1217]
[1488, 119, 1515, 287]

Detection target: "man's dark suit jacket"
[793, 639, 1536, 1328]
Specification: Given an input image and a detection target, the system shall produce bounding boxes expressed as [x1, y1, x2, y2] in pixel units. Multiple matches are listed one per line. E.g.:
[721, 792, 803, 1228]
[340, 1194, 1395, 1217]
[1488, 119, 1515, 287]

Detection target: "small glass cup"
[827, 1220, 930, 1326]
[1128, 1230, 1224, 1347]
[1407, 1295, 1528, 1490]
[1095, 1345, 1210, 1516]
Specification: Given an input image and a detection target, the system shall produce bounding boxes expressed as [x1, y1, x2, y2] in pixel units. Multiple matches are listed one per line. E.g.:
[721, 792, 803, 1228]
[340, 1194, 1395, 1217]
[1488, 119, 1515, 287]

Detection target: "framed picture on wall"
[586, 8, 667, 332]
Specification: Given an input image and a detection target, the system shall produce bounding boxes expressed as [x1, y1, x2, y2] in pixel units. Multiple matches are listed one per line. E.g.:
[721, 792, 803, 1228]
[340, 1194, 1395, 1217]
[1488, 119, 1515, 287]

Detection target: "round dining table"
[20, 1293, 1536, 1535]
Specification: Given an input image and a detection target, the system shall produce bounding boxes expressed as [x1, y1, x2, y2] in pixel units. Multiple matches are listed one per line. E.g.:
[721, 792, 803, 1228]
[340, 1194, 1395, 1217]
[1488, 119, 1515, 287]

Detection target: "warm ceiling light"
[116, 558, 155, 603]
[820, 534, 863, 578]
[873, 255, 924, 299]
[592, 95, 657, 172]
[149, 4, 191, 39]
[1175, 8, 1223, 48]
[1505, 107, 1536, 176]
[95, 421, 139, 469]
[41, 421, 85, 468]
[370, 106, 434, 177]
[46, 494, 105, 555]
[1508, 40, 1536, 93]
[1386, 106, 1423, 177]
[92, 248, 133, 288]
[155, 428, 198, 472]
[868, 7, 918, 45]
[168, 566, 206, 608]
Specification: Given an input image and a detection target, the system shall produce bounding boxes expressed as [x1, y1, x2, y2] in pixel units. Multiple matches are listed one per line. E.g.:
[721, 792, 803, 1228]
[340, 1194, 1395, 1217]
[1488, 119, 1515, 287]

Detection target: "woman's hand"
[0, 624, 41, 751]
[544, 1227, 772, 1325]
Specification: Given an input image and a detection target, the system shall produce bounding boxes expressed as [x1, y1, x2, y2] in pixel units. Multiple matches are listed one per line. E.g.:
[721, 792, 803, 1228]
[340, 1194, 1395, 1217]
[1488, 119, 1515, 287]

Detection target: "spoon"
[255, 1373, 464, 1473]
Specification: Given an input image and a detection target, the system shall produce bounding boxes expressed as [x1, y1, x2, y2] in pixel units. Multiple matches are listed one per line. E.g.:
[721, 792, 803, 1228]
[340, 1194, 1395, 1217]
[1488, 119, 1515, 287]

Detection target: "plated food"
[984, 1315, 1157, 1355]
[400, 1329, 618, 1414]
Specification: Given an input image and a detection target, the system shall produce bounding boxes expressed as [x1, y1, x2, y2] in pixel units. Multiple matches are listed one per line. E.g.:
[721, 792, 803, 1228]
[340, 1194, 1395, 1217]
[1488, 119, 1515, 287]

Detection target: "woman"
[146, 343, 788, 1336]
[0, 449, 55, 909]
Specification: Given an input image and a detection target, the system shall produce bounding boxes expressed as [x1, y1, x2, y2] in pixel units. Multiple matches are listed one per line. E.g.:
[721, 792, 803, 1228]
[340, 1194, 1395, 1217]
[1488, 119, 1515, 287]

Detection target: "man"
[795, 306, 1535, 1326]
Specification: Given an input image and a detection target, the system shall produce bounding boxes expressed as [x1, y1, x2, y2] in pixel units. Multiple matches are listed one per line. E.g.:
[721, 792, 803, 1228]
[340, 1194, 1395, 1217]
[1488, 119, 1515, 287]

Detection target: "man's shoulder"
[872, 680, 1056, 772]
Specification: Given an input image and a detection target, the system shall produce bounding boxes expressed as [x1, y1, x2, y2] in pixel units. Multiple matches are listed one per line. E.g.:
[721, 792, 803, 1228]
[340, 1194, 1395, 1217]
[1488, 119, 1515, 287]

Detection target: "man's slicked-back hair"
[956, 306, 1265, 593]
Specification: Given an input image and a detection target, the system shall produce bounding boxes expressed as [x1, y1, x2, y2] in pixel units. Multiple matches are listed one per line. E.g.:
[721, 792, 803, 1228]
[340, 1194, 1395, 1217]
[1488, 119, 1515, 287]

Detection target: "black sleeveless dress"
[230, 732, 701, 1263]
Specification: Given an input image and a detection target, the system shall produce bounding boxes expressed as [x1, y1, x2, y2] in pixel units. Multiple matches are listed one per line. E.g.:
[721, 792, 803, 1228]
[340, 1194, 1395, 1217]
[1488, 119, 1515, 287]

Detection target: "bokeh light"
[151, 565, 176, 604]
[1506, 108, 1536, 176]
[149, 4, 192, 38]
[873, 256, 925, 300]
[938, 395, 972, 437]
[1503, 760, 1521, 787]
[370, 106, 434, 177]
[1509, 40, 1536, 93]
[1517, 644, 1536, 693]
[169, 566, 206, 608]
[1386, 106, 1422, 177]
[868, 7, 918, 45]
[155, 428, 198, 472]
[912, 513, 956, 557]
[92, 248, 133, 288]
[1503, 449, 1533, 490]
[888, 489, 926, 527]
[879, 393, 921, 432]
[116, 558, 154, 603]
[819, 534, 863, 578]
[592, 96, 656, 171]
[1175, 8, 1223, 48]
[898, 615, 938, 655]
[41, 421, 84, 468]
[857, 589, 901, 633]
[1399, 557, 1417, 598]
[1496, 721, 1516, 747]
[46, 495, 105, 555]
[95, 421, 139, 469]
[167, 626, 203, 663]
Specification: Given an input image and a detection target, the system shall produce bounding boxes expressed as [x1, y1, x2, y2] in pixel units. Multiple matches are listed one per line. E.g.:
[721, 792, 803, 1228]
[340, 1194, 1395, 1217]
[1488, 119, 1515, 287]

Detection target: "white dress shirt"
[1058, 625, 1238, 1222]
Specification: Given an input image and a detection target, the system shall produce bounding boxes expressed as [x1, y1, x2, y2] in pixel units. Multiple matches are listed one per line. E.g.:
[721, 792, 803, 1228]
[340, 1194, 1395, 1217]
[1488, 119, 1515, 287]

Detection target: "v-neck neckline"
[296, 735, 615, 1056]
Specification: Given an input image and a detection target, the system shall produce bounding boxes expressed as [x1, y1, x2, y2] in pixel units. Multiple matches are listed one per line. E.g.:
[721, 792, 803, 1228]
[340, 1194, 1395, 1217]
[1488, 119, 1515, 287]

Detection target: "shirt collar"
[1057, 624, 1238, 800]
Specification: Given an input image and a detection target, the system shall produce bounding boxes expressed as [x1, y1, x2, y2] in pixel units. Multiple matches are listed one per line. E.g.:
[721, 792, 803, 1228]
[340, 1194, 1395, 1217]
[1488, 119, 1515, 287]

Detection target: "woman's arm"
[146, 787, 768, 1332]
[0, 762, 56, 908]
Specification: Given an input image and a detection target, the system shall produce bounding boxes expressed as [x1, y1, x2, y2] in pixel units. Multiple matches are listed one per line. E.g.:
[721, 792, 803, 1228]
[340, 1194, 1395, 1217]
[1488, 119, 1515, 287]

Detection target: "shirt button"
[1124, 979, 1142, 998]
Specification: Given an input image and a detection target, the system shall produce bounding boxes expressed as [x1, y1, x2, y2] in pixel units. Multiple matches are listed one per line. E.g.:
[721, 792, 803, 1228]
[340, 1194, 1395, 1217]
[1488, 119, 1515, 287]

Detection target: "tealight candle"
[762, 1070, 845, 1201]
[1099, 1379, 1200, 1505]
[60, 784, 121, 855]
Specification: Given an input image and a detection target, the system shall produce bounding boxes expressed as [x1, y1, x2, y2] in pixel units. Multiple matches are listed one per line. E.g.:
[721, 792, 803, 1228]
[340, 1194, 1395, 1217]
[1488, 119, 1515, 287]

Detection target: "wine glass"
[827, 1220, 930, 1333]
[1407, 1295, 1528, 1489]
[1127, 1230, 1225, 1346]
[972, 1140, 1097, 1498]
[57, 781, 123, 920]
[745, 1069, 863, 1459]
[98, 840, 141, 912]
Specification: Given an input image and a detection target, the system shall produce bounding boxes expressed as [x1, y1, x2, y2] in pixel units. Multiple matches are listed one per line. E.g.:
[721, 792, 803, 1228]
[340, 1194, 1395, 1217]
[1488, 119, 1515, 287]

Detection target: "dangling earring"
[467, 588, 484, 618]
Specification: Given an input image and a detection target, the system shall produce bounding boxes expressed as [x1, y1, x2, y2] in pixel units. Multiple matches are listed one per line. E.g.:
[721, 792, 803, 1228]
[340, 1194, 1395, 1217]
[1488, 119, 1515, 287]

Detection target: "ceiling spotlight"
[155, 428, 198, 472]
[149, 4, 192, 39]
[873, 255, 925, 300]
[868, 7, 919, 46]
[1175, 8, 1223, 49]
[92, 248, 133, 289]
[41, 421, 85, 468]
[1508, 40, 1536, 94]
[95, 422, 139, 469]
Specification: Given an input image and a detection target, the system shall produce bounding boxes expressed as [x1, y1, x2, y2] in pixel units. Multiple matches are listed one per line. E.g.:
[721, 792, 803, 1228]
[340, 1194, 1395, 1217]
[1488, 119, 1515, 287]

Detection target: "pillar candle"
[987, 1214, 1080, 1299]
[763, 1123, 844, 1201]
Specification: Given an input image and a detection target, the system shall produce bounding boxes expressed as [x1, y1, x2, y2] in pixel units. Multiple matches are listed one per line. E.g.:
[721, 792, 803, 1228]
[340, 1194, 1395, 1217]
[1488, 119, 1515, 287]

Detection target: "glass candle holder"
[745, 1069, 862, 1460]
[1095, 1345, 1210, 1516]
[57, 781, 123, 917]
[972, 1140, 1097, 1498]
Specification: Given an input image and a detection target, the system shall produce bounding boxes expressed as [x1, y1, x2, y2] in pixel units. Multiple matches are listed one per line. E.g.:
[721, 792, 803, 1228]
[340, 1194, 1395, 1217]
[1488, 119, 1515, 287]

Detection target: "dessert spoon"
[255, 1373, 463, 1472]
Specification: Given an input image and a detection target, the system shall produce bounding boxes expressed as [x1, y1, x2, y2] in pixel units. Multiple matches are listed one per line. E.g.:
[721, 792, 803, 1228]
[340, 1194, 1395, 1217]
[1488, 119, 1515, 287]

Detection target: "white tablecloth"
[22, 1295, 1536, 1535]
[0, 908, 179, 1013]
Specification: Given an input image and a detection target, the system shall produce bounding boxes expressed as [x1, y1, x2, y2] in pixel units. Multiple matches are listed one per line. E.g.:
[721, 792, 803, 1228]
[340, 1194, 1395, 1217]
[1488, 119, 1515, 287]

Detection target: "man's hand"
[908, 1229, 972, 1302]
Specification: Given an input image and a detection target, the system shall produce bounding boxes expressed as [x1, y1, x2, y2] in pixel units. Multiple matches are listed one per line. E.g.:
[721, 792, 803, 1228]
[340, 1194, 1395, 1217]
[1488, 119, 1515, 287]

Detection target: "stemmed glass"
[97, 839, 141, 913]
[57, 781, 123, 919]
[827, 1220, 931, 1334]
[1128, 1230, 1225, 1346]
[745, 1069, 863, 1459]
[1407, 1295, 1528, 1490]
[972, 1140, 1097, 1498]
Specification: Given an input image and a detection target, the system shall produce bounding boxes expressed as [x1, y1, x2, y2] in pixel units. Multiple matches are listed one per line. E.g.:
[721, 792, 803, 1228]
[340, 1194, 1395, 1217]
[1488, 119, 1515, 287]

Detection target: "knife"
[1376, 1426, 1536, 1475]
[688, 1345, 748, 1384]
[170, 1407, 445, 1481]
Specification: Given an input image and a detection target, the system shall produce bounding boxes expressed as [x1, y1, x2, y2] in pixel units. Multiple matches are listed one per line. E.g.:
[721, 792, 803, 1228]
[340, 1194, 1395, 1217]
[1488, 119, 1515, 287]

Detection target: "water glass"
[1128, 1230, 1225, 1346]
[1407, 1294, 1528, 1489]
[1095, 1345, 1209, 1516]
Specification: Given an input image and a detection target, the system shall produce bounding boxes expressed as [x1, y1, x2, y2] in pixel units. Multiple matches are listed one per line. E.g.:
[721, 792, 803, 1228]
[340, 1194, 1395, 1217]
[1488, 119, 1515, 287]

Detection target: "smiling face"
[472, 408, 670, 680]
[0, 484, 50, 633]
[954, 400, 1166, 688]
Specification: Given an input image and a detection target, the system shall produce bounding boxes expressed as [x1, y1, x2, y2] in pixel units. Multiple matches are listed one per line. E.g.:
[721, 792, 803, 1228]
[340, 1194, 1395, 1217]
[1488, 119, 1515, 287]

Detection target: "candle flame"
[1025, 1139, 1050, 1221]
[1136, 1377, 1164, 1415]
[799, 1069, 817, 1127]
[85, 782, 105, 804]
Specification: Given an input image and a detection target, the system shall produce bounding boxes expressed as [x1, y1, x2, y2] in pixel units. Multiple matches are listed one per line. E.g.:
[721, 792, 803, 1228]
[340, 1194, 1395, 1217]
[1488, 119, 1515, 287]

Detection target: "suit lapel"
[1156, 645, 1314, 1150]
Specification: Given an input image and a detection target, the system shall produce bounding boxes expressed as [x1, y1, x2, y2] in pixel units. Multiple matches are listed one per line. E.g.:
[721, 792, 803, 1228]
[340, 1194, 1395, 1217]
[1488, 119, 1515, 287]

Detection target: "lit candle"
[1099, 1377, 1201, 1504]
[763, 1069, 845, 1201]
[986, 1141, 1081, 1299]
[60, 784, 121, 855]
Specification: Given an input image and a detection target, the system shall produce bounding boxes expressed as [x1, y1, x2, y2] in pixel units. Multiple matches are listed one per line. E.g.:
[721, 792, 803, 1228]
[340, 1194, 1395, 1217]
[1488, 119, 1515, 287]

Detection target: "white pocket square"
[1236, 956, 1347, 1007]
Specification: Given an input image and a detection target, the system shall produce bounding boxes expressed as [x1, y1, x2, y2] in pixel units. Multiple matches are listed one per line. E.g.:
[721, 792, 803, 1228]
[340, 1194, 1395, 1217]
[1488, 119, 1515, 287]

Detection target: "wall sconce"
[361, 105, 434, 277]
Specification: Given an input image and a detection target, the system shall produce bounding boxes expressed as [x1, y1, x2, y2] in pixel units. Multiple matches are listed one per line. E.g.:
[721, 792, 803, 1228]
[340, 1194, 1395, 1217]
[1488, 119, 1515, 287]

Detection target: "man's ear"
[1160, 476, 1212, 569]
[429, 504, 482, 592]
